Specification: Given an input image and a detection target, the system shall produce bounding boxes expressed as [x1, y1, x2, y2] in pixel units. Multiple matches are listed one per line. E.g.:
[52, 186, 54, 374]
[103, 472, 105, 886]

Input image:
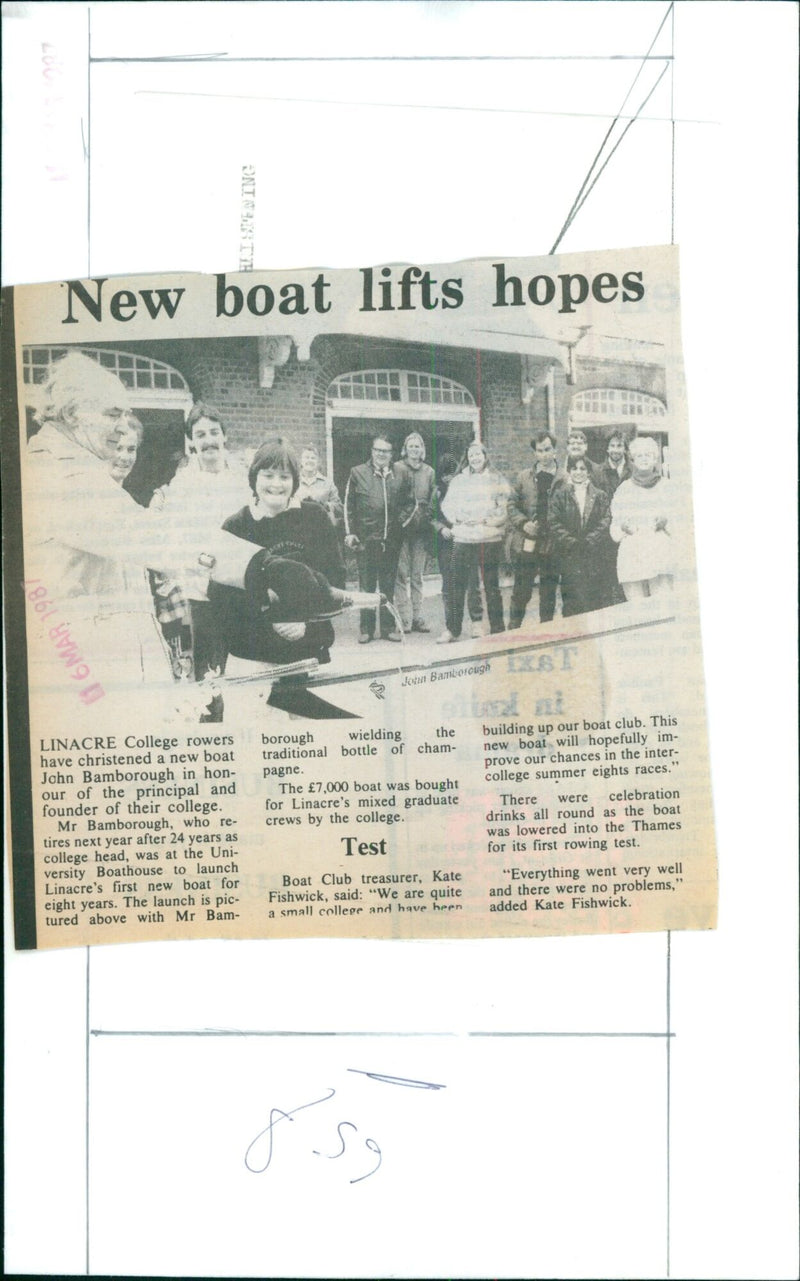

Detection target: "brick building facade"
[23, 327, 668, 504]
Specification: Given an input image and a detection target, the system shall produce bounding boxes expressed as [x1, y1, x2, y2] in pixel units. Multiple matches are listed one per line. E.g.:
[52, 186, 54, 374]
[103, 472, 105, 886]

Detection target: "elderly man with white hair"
[24, 351, 334, 700]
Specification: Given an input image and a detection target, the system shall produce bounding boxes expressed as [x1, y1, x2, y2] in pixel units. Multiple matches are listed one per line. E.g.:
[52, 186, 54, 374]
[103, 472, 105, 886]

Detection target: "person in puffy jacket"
[507, 430, 564, 628]
[548, 455, 611, 617]
[438, 440, 510, 641]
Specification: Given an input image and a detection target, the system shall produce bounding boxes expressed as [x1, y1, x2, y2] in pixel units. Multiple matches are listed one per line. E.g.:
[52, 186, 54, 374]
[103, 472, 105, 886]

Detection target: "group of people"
[26, 355, 354, 718]
[330, 424, 674, 646]
[505, 427, 675, 629]
[340, 425, 674, 645]
[27, 352, 675, 714]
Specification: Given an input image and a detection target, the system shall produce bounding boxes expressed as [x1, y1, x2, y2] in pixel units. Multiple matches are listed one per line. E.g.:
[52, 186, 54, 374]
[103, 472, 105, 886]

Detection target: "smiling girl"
[213, 437, 345, 666]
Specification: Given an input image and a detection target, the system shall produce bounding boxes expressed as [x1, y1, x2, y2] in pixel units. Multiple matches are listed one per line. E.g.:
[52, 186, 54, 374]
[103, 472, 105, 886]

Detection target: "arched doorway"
[568, 388, 669, 470]
[22, 345, 193, 504]
[325, 368, 480, 500]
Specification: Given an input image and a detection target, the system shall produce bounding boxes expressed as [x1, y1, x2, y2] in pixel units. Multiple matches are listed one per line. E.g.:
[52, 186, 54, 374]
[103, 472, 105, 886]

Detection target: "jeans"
[438, 537, 482, 623]
[447, 541, 504, 638]
[394, 533, 429, 628]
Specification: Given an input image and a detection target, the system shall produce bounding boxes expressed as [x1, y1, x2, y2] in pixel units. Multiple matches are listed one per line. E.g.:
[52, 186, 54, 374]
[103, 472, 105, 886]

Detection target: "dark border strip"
[85, 947, 92, 1275]
[1, 288, 37, 950]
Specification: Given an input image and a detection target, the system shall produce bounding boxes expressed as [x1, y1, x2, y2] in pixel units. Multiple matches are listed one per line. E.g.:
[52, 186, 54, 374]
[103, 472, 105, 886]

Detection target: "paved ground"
[319, 572, 542, 682]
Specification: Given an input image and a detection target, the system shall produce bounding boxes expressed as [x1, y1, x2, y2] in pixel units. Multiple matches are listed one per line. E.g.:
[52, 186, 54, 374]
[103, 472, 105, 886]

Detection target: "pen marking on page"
[347, 1068, 446, 1090]
[244, 1087, 382, 1185]
[244, 1069, 445, 1185]
[244, 1087, 336, 1174]
[312, 1121, 383, 1184]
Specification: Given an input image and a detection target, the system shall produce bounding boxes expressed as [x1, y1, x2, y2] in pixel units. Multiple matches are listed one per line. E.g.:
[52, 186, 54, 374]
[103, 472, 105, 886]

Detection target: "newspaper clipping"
[4, 245, 717, 949]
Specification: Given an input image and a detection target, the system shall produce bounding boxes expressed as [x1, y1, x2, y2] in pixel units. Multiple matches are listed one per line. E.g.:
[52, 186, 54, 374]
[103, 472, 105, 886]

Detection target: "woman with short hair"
[212, 436, 345, 667]
[438, 441, 510, 641]
[548, 455, 611, 617]
[610, 436, 675, 600]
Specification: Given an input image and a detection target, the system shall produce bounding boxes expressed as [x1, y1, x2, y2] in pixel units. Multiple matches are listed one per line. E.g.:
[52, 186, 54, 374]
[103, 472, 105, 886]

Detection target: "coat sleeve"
[417, 466, 435, 526]
[585, 488, 611, 548]
[548, 487, 579, 553]
[308, 504, 345, 588]
[397, 466, 418, 529]
[609, 484, 629, 544]
[508, 472, 535, 533]
[323, 478, 344, 526]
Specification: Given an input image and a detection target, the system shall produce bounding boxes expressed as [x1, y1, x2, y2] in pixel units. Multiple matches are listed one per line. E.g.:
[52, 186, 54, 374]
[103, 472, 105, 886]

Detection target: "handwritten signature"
[243, 1069, 445, 1186]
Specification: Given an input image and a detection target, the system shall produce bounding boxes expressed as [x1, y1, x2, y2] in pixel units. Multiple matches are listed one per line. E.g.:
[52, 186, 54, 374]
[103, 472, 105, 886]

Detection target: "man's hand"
[344, 534, 361, 550]
[523, 520, 538, 537]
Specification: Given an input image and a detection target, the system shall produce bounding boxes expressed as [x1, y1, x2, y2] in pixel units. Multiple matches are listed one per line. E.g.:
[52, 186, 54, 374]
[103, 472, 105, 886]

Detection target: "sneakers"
[381, 630, 403, 643]
[411, 619, 431, 633]
[470, 621, 484, 638]
[436, 630, 455, 644]
[358, 632, 373, 644]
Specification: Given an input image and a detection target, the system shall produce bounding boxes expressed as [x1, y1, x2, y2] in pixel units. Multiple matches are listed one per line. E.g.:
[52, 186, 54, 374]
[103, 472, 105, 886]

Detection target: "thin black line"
[1, 289, 37, 950]
[550, 1, 673, 253]
[666, 10, 675, 1272]
[472, 1031, 675, 1039]
[666, 930, 672, 1277]
[85, 16, 93, 1272]
[92, 1029, 455, 1037]
[133, 89, 697, 125]
[566, 61, 670, 231]
[85, 948, 91, 1276]
[90, 1028, 674, 1039]
[91, 54, 674, 65]
[670, 3, 676, 246]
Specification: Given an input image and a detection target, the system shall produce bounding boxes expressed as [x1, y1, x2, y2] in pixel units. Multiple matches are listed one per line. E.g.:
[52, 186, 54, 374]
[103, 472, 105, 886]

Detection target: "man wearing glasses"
[343, 435, 414, 643]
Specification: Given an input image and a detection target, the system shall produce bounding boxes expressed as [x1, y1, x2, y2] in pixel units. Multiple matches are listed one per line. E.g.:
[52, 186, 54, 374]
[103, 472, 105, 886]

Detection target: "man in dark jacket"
[508, 431, 563, 627]
[563, 428, 605, 487]
[597, 432, 632, 497]
[344, 435, 415, 642]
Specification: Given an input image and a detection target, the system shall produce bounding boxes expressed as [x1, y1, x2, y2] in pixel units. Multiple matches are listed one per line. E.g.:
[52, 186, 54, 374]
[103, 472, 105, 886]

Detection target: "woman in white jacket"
[610, 436, 675, 599]
[438, 441, 510, 641]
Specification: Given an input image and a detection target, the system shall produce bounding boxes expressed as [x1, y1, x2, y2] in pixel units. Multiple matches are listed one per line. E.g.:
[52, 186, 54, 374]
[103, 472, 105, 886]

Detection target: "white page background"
[4, 3, 798, 1277]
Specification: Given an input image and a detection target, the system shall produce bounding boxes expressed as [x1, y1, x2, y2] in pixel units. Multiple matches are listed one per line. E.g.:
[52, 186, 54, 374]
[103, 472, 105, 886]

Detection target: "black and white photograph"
[17, 262, 680, 726]
[3, 4, 796, 1279]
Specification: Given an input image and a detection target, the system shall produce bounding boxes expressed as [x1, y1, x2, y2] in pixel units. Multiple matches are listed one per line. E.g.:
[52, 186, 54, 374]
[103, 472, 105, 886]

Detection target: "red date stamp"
[24, 579, 105, 704]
